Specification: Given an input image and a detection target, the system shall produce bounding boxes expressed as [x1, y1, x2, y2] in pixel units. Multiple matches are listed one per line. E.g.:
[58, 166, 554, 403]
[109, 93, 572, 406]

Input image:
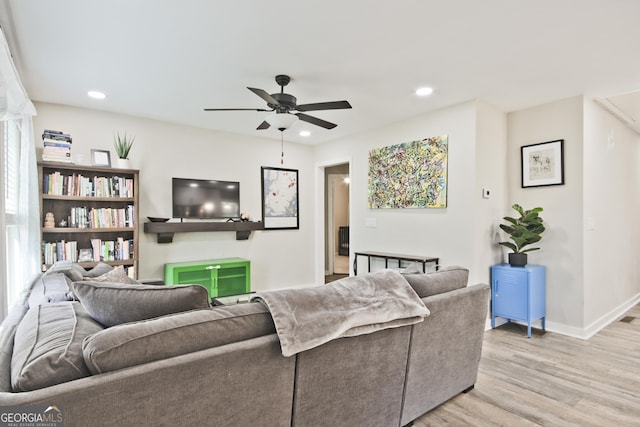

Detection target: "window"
[2, 120, 23, 315]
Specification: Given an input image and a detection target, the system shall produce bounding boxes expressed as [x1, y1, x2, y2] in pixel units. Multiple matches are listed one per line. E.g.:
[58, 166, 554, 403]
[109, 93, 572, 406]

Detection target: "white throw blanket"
[250, 270, 429, 357]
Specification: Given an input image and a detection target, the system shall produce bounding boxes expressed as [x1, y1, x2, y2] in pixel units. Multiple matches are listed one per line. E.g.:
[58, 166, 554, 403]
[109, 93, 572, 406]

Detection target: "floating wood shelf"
[143, 221, 264, 243]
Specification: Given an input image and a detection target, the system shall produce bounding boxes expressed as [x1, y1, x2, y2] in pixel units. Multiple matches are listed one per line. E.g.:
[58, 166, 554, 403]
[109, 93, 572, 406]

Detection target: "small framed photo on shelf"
[261, 166, 299, 230]
[521, 139, 564, 188]
[78, 249, 93, 262]
[91, 149, 111, 167]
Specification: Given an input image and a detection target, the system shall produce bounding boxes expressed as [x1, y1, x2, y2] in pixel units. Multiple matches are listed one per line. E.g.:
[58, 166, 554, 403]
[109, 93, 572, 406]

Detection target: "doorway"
[325, 163, 350, 283]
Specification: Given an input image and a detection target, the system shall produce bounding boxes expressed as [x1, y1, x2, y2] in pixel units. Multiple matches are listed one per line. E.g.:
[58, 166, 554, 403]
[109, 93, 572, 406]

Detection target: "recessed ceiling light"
[415, 87, 433, 97]
[87, 91, 106, 100]
[299, 130, 311, 137]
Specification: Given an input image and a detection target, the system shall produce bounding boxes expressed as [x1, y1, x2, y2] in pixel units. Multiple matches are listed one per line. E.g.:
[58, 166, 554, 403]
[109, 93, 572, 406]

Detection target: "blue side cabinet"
[491, 264, 546, 338]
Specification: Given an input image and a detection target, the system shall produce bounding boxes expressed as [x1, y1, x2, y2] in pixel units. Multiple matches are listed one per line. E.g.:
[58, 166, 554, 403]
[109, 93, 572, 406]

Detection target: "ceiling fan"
[204, 74, 352, 131]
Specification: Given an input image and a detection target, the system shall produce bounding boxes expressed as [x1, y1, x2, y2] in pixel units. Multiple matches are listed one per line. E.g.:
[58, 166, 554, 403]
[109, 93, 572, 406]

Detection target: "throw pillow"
[83, 303, 275, 374]
[401, 266, 469, 298]
[82, 262, 114, 278]
[72, 281, 211, 327]
[90, 265, 140, 285]
[11, 302, 104, 392]
[44, 260, 87, 282]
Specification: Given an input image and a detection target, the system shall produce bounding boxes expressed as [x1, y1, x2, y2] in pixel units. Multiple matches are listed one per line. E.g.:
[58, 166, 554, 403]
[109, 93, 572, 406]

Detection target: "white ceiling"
[2, 0, 640, 144]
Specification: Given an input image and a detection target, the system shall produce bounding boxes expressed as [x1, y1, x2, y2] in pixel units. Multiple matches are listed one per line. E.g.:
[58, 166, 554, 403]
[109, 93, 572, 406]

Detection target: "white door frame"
[326, 173, 349, 275]
[314, 157, 352, 285]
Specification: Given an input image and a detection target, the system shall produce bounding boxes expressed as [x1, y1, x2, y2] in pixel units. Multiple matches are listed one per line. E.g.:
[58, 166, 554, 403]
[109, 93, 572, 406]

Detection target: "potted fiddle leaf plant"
[114, 132, 135, 168]
[499, 204, 545, 267]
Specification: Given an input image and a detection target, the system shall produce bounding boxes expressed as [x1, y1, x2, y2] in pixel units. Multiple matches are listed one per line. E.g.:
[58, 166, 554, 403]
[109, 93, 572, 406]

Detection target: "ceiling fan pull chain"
[281, 132, 284, 165]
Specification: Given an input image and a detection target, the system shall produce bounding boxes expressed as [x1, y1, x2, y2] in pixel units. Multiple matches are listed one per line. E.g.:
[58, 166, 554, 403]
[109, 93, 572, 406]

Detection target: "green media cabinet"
[164, 258, 250, 299]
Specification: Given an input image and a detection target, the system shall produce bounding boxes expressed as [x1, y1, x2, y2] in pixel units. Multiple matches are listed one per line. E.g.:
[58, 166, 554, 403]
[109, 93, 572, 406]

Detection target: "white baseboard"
[485, 292, 640, 340]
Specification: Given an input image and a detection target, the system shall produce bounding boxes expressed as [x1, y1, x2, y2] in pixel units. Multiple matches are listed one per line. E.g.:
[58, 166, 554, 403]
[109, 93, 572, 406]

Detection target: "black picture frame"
[90, 149, 111, 167]
[261, 166, 299, 230]
[521, 139, 564, 188]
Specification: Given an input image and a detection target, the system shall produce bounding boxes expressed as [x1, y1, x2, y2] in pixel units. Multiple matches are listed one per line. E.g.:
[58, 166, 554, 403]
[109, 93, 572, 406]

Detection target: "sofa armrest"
[401, 283, 490, 425]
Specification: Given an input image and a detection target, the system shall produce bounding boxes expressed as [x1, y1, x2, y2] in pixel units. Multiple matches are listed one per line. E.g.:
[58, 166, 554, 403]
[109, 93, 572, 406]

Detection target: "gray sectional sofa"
[0, 262, 489, 427]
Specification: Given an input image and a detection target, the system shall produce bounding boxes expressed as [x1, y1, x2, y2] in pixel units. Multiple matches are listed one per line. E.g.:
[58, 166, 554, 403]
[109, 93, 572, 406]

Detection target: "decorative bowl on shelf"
[147, 217, 170, 223]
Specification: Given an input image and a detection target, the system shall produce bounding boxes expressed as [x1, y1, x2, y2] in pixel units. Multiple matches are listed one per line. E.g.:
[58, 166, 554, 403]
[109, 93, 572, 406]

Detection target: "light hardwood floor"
[413, 304, 640, 426]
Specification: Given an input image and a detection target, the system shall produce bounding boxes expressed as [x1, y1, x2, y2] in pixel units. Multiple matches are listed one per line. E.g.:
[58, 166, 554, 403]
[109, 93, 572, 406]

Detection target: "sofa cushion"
[89, 265, 140, 284]
[83, 303, 275, 374]
[11, 302, 104, 392]
[401, 266, 469, 298]
[44, 260, 88, 282]
[0, 304, 29, 392]
[72, 281, 211, 327]
[27, 272, 75, 308]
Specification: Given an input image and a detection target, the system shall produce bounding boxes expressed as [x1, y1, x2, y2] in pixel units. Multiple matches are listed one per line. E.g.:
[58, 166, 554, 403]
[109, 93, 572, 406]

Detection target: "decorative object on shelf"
[521, 139, 564, 188]
[147, 217, 169, 223]
[368, 135, 448, 209]
[44, 212, 55, 228]
[261, 166, 299, 230]
[58, 219, 68, 228]
[78, 248, 93, 262]
[91, 149, 111, 167]
[240, 212, 250, 222]
[499, 204, 545, 267]
[113, 132, 135, 169]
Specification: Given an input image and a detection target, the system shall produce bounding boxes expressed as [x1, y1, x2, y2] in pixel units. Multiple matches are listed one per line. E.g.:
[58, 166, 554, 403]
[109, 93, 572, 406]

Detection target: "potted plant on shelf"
[113, 132, 135, 168]
[499, 204, 545, 267]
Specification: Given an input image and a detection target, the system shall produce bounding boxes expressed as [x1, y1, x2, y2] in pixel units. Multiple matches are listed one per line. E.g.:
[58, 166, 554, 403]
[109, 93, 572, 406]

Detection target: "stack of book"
[68, 205, 135, 229]
[90, 237, 134, 262]
[42, 129, 72, 163]
[42, 240, 78, 265]
[42, 172, 134, 198]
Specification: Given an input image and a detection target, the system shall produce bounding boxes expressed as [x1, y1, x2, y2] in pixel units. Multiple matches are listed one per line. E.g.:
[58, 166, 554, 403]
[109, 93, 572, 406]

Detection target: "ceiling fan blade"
[203, 108, 271, 111]
[247, 87, 280, 106]
[296, 100, 352, 112]
[256, 121, 270, 130]
[295, 113, 337, 129]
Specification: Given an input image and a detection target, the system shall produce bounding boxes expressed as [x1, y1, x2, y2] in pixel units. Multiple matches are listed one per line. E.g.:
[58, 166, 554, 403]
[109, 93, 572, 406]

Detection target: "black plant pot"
[508, 253, 527, 267]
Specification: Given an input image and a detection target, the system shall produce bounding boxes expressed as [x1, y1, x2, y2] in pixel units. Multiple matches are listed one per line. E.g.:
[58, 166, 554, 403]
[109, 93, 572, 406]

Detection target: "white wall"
[507, 96, 585, 332]
[29, 97, 640, 338]
[314, 101, 497, 283]
[32, 102, 317, 291]
[473, 101, 508, 285]
[583, 99, 640, 330]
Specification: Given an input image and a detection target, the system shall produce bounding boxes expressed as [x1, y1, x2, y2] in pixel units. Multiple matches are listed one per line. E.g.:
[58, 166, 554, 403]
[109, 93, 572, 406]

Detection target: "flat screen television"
[172, 177, 240, 220]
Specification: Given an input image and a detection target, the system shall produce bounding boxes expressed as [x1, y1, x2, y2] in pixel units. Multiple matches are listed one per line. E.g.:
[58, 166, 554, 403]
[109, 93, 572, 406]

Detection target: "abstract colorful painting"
[368, 135, 448, 208]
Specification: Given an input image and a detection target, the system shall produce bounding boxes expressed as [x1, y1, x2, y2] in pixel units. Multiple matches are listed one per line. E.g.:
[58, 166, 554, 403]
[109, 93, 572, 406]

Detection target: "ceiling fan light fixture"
[266, 112, 298, 131]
